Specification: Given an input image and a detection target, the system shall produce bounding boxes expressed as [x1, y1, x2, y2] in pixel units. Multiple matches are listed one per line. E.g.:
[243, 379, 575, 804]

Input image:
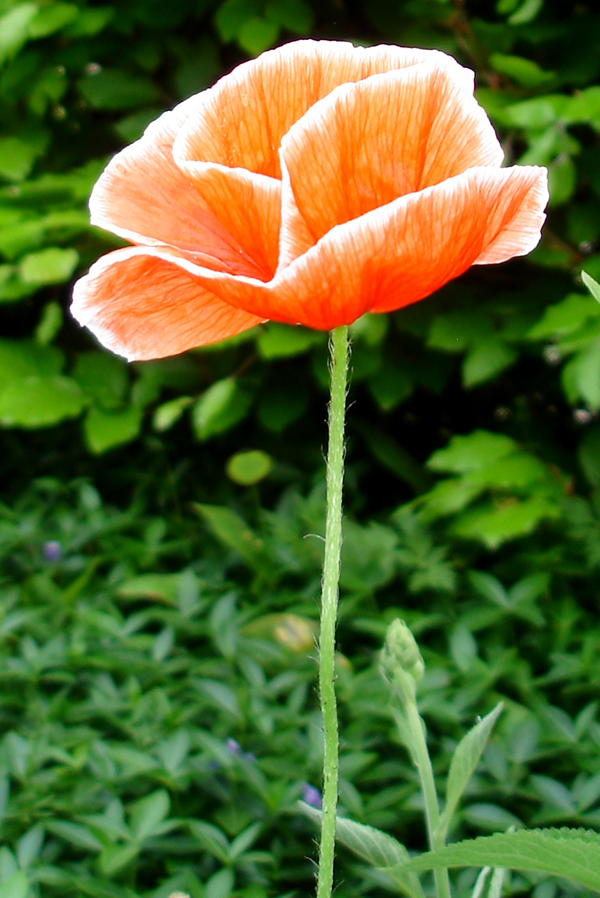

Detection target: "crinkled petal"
[71, 247, 264, 361]
[197, 166, 547, 330]
[89, 96, 265, 277]
[173, 39, 474, 181]
[170, 161, 281, 279]
[278, 62, 504, 267]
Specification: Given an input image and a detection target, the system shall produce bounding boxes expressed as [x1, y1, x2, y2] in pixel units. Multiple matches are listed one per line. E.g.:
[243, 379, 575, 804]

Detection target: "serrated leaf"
[427, 431, 517, 474]
[392, 828, 600, 893]
[451, 497, 560, 549]
[299, 803, 425, 898]
[439, 704, 503, 837]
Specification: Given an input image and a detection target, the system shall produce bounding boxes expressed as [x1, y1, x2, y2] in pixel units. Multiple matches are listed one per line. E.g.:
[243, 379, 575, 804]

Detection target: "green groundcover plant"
[3, 0, 600, 896]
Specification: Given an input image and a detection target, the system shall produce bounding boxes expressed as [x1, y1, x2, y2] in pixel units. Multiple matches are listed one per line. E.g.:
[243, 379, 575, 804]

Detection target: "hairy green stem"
[405, 700, 452, 898]
[316, 325, 350, 898]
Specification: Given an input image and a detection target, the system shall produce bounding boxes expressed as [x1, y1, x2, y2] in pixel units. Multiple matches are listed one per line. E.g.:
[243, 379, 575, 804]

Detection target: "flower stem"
[405, 700, 452, 898]
[316, 325, 350, 898]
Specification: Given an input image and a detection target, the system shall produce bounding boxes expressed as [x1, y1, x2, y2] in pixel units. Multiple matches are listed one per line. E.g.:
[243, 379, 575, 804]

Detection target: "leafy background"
[2, 0, 600, 896]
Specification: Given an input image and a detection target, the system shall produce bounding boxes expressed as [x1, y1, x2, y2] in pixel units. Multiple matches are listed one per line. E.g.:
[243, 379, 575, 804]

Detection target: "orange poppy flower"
[72, 40, 548, 360]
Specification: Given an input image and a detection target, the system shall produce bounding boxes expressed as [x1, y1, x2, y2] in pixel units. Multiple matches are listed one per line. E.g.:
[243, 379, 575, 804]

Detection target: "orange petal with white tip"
[71, 247, 264, 361]
[194, 166, 548, 330]
[278, 62, 504, 267]
[173, 39, 475, 180]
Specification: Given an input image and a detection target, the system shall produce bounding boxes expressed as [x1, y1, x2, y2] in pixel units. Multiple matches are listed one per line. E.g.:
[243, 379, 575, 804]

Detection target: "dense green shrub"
[2, 0, 600, 895]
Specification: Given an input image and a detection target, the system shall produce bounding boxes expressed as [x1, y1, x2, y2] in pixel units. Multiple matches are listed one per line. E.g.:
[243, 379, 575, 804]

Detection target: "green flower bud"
[381, 619, 425, 686]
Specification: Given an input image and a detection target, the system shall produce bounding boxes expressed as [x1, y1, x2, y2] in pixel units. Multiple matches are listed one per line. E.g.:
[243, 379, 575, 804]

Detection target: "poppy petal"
[278, 62, 504, 267]
[202, 165, 546, 330]
[89, 95, 262, 276]
[71, 247, 264, 361]
[172, 40, 474, 181]
[170, 160, 281, 280]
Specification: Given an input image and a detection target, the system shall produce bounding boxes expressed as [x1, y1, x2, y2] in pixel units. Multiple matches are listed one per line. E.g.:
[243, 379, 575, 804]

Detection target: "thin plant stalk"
[316, 324, 350, 898]
[405, 701, 452, 898]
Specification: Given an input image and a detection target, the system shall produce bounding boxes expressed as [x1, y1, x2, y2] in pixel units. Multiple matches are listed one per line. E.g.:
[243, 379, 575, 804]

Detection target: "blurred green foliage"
[3, 0, 600, 894]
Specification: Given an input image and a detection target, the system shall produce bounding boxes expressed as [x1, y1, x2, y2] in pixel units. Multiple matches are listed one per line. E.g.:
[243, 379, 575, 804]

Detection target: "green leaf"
[490, 53, 555, 87]
[561, 341, 600, 409]
[205, 867, 234, 898]
[63, 7, 114, 37]
[563, 87, 600, 128]
[0, 4, 37, 65]
[582, 271, 600, 304]
[463, 339, 517, 387]
[578, 425, 600, 487]
[394, 828, 600, 893]
[264, 0, 314, 34]
[45, 821, 103, 852]
[129, 790, 170, 843]
[427, 310, 493, 353]
[439, 704, 504, 836]
[214, 0, 261, 42]
[0, 340, 64, 391]
[548, 155, 577, 206]
[192, 378, 251, 440]
[0, 209, 89, 259]
[528, 292, 600, 339]
[0, 375, 84, 427]
[78, 69, 160, 110]
[194, 503, 271, 572]
[226, 450, 273, 486]
[98, 843, 139, 878]
[427, 431, 517, 474]
[0, 135, 42, 182]
[73, 352, 128, 409]
[299, 804, 425, 898]
[16, 823, 44, 868]
[152, 395, 193, 431]
[257, 323, 323, 358]
[367, 361, 413, 410]
[19, 247, 79, 285]
[28, 4, 79, 38]
[117, 574, 181, 605]
[189, 820, 231, 864]
[238, 17, 279, 54]
[507, 0, 542, 24]
[35, 302, 62, 345]
[451, 497, 560, 549]
[0, 871, 28, 898]
[229, 822, 262, 859]
[83, 406, 142, 454]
